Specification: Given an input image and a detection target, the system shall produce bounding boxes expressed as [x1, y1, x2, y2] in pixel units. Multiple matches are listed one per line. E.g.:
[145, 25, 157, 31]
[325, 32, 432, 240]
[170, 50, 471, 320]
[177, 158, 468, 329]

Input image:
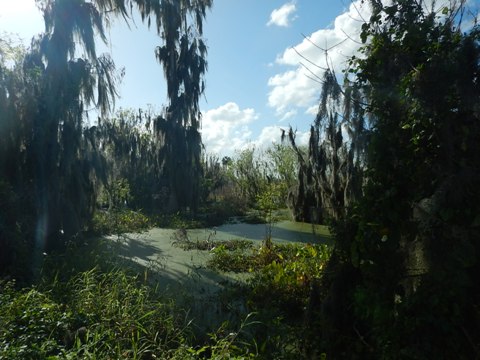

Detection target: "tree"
[319, 1, 480, 357]
[151, 0, 212, 213]
[285, 70, 366, 224]
[265, 143, 299, 204]
[28, 0, 120, 251]
[228, 147, 269, 209]
[0, 36, 38, 280]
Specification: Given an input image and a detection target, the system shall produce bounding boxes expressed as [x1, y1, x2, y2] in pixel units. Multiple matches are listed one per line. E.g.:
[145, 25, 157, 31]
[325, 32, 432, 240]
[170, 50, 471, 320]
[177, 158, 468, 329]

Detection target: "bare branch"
[300, 62, 325, 83]
[301, 33, 348, 53]
[292, 46, 329, 71]
[341, 29, 364, 45]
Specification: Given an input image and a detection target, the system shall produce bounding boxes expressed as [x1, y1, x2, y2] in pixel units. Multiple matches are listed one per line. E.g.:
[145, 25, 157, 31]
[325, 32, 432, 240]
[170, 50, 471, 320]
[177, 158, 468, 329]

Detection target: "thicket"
[310, 1, 480, 358]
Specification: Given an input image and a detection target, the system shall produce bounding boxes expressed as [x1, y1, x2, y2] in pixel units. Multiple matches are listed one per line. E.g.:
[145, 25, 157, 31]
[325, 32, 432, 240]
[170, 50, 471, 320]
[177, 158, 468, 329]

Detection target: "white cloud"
[280, 109, 297, 122]
[201, 103, 311, 156]
[201, 102, 258, 156]
[306, 104, 318, 116]
[267, 0, 371, 118]
[255, 126, 284, 148]
[267, 2, 297, 27]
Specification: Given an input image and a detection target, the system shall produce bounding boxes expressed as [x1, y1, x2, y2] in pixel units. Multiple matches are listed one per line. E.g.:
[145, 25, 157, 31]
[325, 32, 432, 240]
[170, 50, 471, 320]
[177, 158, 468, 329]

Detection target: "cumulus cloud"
[267, 2, 297, 27]
[201, 102, 259, 156]
[201, 103, 311, 156]
[267, 0, 371, 118]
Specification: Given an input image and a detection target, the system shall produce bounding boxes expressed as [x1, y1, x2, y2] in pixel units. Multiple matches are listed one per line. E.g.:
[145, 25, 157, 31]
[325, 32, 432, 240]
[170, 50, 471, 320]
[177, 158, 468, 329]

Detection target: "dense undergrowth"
[0, 268, 263, 359]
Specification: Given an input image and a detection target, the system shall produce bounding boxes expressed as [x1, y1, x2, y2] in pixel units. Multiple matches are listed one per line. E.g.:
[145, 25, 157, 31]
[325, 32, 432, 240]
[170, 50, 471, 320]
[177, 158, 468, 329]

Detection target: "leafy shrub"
[248, 244, 331, 314]
[206, 240, 332, 315]
[0, 281, 73, 359]
[91, 209, 150, 235]
[207, 245, 258, 273]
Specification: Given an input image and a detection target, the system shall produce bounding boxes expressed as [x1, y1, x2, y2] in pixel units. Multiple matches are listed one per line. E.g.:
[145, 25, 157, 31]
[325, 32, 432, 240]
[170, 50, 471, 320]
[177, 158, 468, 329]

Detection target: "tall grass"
[0, 268, 257, 359]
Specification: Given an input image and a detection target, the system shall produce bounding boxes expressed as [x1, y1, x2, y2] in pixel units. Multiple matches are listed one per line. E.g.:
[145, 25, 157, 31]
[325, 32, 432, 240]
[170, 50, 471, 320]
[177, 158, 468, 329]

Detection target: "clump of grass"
[172, 313, 260, 359]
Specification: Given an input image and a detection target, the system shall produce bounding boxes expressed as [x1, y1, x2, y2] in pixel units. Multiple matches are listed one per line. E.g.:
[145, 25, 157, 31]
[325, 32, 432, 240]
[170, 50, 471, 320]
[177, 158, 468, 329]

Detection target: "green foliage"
[208, 245, 258, 273]
[0, 269, 190, 359]
[0, 268, 268, 360]
[265, 144, 298, 194]
[0, 282, 71, 359]
[172, 228, 253, 252]
[318, 1, 480, 357]
[207, 241, 331, 311]
[99, 178, 132, 209]
[201, 144, 301, 223]
[248, 244, 331, 314]
[172, 314, 260, 360]
[152, 212, 204, 229]
[227, 147, 269, 208]
[91, 209, 150, 235]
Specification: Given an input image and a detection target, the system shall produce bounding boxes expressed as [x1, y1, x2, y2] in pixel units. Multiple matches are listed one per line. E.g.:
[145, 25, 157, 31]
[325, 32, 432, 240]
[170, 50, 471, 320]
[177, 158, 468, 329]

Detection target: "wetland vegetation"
[1, 0, 480, 358]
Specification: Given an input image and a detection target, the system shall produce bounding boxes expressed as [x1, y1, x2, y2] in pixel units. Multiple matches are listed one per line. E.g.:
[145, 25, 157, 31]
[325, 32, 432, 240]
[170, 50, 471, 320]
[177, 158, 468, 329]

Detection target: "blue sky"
[0, 0, 374, 156]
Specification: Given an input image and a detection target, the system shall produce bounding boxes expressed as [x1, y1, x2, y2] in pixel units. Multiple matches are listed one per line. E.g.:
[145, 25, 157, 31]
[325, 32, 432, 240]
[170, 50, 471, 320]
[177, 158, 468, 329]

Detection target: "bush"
[248, 244, 331, 314]
[91, 209, 150, 235]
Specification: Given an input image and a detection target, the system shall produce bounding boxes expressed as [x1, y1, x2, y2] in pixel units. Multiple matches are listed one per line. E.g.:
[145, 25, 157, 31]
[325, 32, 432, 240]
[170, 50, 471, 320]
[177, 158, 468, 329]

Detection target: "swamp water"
[107, 221, 331, 332]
